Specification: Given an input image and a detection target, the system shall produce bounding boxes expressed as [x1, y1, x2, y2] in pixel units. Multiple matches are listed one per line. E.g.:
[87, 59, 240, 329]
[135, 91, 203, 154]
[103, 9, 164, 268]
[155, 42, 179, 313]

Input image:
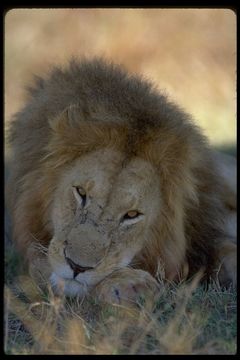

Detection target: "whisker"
[29, 233, 48, 255]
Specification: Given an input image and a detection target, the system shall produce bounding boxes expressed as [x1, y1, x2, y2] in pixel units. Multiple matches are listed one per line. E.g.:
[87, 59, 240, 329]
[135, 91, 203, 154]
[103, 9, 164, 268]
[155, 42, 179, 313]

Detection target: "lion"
[7, 58, 236, 304]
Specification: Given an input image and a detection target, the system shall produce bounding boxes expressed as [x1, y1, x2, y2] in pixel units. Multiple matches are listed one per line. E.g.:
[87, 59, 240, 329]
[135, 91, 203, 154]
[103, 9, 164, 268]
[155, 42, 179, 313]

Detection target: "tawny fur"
[7, 58, 236, 290]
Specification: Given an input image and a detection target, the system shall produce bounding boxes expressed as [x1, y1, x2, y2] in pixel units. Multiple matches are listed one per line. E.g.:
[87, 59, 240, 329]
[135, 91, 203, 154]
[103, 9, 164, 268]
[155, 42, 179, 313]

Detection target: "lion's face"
[48, 148, 161, 296]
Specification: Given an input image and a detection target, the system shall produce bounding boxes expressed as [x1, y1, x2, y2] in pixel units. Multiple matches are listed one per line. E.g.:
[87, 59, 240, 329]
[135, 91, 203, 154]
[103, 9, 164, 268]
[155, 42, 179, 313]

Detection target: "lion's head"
[7, 58, 230, 296]
[48, 146, 162, 296]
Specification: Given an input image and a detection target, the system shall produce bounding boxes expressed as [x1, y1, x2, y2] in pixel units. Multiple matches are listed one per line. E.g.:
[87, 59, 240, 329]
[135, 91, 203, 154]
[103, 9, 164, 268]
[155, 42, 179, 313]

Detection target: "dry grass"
[4, 243, 236, 355]
[4, 264, 236, 355]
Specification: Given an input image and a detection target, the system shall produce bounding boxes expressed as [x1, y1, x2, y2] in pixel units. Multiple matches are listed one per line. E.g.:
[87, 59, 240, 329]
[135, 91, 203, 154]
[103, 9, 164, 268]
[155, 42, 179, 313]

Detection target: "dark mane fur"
[7, 57, 227, 282]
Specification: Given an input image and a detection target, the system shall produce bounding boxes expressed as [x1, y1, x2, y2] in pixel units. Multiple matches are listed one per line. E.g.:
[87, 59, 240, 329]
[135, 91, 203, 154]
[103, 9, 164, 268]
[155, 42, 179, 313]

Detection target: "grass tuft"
[4, 244, 236, 355]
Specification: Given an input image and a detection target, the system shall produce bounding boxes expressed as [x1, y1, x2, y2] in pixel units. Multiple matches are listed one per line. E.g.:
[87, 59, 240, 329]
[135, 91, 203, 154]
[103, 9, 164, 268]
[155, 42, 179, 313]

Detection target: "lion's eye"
[121, 210, 143, 225]
[73, 186, 87, 207]
[123, 210, 141, 220]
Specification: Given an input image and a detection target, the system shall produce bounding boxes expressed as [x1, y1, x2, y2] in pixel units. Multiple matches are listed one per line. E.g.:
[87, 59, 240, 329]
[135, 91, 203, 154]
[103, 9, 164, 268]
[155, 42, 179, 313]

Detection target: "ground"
[4, 240, 237, 355]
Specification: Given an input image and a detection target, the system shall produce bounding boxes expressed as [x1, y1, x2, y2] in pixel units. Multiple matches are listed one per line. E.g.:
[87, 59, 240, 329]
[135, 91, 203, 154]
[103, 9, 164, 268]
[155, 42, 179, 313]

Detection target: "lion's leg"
[216, 197, 236, 287]
[217, 153, 236, 287]
[91, 268, 160, 307]
[215, 239, 236, 287]
[213, 152, 236, 287]
[213, 150, 236, 210]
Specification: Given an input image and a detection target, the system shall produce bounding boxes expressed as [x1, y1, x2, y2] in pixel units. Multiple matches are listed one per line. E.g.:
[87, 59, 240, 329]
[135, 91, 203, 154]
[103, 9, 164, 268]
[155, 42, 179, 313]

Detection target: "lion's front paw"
[93, 268, 160, 308]
[50, 273, 88, 298]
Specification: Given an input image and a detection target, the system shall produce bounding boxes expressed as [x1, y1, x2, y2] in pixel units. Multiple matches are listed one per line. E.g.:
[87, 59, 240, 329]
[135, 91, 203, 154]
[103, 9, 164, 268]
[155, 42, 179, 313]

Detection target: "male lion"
[7, 58, 236, 304]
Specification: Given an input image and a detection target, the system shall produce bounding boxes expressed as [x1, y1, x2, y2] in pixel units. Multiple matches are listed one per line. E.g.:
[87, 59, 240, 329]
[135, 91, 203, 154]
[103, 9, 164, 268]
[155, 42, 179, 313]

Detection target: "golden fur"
[7, 58, 236, 301]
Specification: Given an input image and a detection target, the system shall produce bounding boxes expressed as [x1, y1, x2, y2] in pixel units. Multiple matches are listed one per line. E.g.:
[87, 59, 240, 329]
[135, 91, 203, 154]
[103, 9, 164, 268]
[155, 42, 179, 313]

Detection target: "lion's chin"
[50, 272, 89, 298]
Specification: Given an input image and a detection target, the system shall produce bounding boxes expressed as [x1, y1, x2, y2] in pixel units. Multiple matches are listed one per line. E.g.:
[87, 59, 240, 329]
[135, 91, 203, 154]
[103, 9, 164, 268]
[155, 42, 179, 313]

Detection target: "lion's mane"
[7, 58, 227, 281]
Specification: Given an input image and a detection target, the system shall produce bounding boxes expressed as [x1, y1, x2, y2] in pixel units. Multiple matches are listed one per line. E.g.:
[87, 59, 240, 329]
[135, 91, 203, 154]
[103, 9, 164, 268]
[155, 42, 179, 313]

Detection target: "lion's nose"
[64, 250, 94, 278]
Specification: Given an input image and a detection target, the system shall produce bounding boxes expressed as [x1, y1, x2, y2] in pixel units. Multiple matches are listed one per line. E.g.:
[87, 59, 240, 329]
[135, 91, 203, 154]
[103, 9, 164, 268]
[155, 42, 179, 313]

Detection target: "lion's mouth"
[63, 248, 94, 278]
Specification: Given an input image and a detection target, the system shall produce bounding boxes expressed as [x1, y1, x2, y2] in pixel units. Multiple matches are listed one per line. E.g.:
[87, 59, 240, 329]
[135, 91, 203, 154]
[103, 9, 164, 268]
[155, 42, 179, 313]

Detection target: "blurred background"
[4, 8, 236, 153]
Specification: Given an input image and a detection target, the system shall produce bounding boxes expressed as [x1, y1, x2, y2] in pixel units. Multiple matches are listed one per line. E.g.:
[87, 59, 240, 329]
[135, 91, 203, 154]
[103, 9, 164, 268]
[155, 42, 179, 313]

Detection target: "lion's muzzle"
[64, 247, 94, 277]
